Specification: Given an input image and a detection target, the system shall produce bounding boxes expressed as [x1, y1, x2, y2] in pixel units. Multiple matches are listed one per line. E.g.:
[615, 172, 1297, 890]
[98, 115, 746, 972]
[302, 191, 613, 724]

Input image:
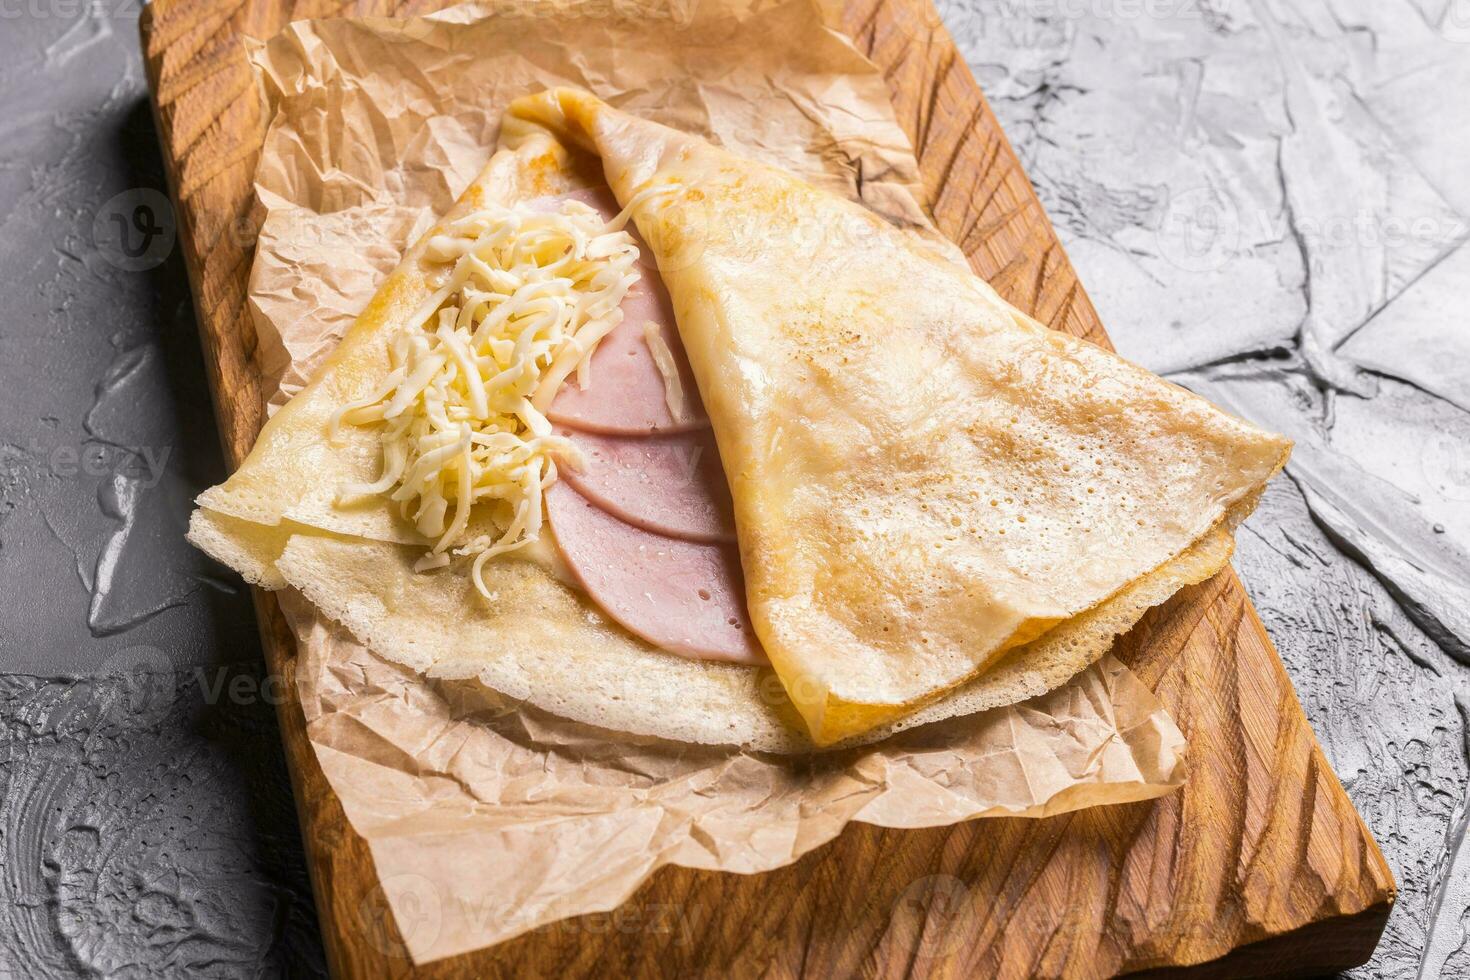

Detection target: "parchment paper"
[244, 0, 1189, 963]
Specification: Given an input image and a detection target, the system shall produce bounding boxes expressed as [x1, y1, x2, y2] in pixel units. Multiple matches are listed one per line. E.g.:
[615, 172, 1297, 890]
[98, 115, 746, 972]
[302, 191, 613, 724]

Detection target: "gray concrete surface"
[0, 7, 326, 978]
[0, 0, 1465, 975]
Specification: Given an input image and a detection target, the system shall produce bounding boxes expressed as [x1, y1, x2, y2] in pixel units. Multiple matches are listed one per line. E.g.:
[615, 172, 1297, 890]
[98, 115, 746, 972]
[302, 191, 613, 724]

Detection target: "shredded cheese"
[329, 194, 650, 599]
[642, 320, 690, 425]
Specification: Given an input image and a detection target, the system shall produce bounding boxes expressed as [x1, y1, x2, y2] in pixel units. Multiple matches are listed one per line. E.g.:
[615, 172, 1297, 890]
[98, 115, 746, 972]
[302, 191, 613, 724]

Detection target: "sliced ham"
[559, 427, 736, 543]
[547, 275, 709, 434]
[531, 188, 709, 435]
[544, 481, 765, 665]
[530, 188, 758, 665]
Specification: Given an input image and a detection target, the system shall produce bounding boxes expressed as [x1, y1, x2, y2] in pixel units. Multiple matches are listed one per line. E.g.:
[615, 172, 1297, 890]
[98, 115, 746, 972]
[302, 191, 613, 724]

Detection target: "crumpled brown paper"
[244, 0, 1188, 963]
[247, 0, 949, 405]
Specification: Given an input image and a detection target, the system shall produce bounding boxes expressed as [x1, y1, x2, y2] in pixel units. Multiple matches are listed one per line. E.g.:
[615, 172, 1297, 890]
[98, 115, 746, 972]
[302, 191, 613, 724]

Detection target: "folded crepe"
[190, 88, 1288, 749]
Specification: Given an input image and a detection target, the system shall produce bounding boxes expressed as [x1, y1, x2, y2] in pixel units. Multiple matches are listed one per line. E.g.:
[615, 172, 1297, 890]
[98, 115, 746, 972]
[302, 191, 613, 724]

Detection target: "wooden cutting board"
[139, 0, 1396, 975]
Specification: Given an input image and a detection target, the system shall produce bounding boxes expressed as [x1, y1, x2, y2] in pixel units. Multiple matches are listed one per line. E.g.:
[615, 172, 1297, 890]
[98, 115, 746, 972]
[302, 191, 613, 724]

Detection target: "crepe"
[189, 90, 1287, 749]
[501, 89, 1290, 741]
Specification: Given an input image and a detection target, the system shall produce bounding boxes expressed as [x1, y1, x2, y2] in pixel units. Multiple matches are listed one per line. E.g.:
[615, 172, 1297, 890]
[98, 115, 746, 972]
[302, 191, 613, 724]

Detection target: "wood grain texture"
[139, 0, 1396, 975]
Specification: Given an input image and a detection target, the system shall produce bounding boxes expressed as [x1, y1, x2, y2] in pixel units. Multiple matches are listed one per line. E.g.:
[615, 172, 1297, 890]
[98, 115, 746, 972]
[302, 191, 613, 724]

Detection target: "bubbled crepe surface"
[502, 89, 1291, 742]
[189, 95, 1284, 750]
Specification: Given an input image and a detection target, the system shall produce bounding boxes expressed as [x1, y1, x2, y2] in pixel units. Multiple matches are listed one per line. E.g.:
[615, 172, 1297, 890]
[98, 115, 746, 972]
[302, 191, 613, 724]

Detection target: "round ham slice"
[559, 428, 736, 543]
[530, 188, 708, 434]
[547, 275, 709, 434]
[544, 481, 765, 665]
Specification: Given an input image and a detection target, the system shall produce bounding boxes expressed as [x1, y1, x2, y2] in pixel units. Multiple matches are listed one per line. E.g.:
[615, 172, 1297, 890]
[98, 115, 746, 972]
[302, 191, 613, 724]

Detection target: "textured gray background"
[0, 0, 1466, 976]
